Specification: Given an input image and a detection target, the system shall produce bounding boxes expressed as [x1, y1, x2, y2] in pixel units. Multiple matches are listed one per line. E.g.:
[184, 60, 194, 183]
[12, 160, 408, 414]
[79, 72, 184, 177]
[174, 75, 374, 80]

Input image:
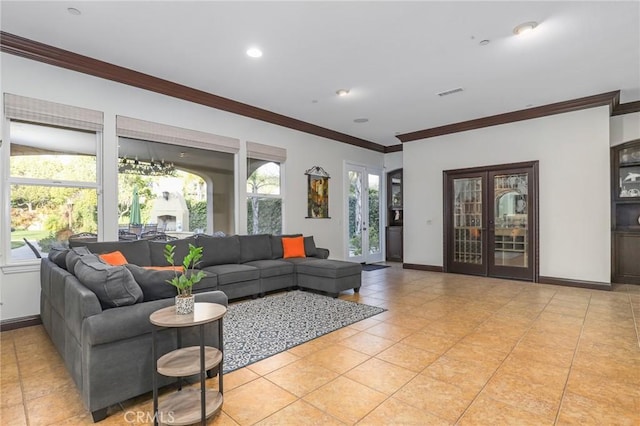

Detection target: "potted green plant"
[164, 243, 206, 315]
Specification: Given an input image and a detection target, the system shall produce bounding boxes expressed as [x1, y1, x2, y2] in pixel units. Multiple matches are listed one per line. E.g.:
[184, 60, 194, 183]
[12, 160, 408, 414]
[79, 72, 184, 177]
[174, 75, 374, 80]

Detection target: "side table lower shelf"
[158, 389, 223, 426]
[157, 346, 222, 377]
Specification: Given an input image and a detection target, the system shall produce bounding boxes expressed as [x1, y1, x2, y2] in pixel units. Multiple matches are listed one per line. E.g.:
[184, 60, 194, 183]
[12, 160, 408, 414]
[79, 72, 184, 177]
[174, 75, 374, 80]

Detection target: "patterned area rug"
[222, 290, 385, 373]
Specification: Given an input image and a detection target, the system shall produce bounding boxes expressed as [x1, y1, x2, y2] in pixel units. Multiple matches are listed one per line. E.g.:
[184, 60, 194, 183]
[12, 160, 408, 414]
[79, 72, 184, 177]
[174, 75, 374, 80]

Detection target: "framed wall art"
[305, 166, 330, 218]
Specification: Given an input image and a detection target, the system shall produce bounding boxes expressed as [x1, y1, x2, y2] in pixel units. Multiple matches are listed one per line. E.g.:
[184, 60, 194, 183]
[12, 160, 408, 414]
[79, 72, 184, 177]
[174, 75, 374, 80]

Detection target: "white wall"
[384, 151, 403, 173]
[404, 107, 611, 283]
[0, 54, 383, 320]
[611, 112, 640, 147]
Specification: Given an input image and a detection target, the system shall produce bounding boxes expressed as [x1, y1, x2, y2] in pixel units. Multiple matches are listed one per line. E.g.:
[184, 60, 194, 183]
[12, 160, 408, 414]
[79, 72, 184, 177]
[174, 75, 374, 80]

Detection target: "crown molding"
[384, 144, 403, 153]
[612, 100, 640, 116]
[396, 91, 621, 143]
[0, 32, 386, 153]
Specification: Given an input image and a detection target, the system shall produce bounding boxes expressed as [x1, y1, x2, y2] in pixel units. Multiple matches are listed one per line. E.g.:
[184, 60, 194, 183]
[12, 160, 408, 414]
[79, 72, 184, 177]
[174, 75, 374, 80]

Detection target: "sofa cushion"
[201, 264, 259, 285]
[65, 246, 92, 273]
[99, 251, 128, 266]
[304, 236, 318, 257]
[239, 234, 272, 263]
[197, 235, 241, 266]
[48, 248, 69, 270]
[296, 259, 363, 278]
[124, 264, 180, 302]
[282, 236, 306, 258]
[270, 234, 302, 259]
[244, 259, 295, 278]
[81, 240, 151, 266]
[74, 254, 143, 309]
[148, 236, 198, 267]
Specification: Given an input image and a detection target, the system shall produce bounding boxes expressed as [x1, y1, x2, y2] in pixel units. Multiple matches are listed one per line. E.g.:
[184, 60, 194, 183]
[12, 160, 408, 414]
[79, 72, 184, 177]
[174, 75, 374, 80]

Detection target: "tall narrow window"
[4, 94, 103, 262]
[246, 142, 286, 235]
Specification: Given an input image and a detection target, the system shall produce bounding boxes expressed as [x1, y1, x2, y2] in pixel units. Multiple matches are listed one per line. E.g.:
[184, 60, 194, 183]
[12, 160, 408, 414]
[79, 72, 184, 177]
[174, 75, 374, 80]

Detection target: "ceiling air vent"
[437, 87, 464, 97]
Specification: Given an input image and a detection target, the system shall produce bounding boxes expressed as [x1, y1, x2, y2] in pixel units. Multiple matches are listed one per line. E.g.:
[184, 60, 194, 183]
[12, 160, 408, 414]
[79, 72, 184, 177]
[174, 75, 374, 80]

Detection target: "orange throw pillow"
[99, 251, 128, 266]
[282, 236, 306, 259]
[143, 266, 184, 272]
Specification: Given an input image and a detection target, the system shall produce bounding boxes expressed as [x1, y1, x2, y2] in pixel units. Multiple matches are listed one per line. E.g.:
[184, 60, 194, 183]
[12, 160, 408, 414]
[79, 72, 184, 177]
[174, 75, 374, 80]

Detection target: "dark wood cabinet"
[386, 169, 403, 261]
[386, 226, 403, 262]
[611, 140, 640, 284]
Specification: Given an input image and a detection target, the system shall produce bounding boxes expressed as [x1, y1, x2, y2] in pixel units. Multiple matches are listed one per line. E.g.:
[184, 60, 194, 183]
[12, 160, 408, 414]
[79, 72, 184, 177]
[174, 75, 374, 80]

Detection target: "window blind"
[246, 141, 286, 163]
[4, 93, 103, 131]
[116, 116, 239, 154]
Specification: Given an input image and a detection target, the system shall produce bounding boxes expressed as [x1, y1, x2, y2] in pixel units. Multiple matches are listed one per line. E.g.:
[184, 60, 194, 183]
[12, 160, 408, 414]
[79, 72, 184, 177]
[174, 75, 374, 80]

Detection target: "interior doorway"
[444, 161, 539, 281]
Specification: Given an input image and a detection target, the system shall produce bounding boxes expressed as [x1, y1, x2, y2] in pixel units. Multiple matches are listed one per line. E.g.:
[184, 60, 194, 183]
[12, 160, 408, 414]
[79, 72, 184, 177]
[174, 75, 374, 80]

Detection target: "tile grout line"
[551, 291, 591, 425]
[12, 335, 30, 426]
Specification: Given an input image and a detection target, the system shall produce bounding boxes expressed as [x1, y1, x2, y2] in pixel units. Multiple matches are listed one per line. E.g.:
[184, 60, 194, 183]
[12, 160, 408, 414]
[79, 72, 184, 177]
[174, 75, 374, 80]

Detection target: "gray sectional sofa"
[40, 233, 361, 422]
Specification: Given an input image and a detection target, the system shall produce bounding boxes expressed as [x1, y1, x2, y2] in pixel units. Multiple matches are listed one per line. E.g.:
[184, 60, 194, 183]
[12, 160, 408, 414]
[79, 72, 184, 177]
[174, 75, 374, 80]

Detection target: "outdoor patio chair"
[118, 231, 139, 241]
[23, 238, 42, 259]
[68, 232, 98, 243]
[128, 224, 143, 236]
[146, 233, 178, 242]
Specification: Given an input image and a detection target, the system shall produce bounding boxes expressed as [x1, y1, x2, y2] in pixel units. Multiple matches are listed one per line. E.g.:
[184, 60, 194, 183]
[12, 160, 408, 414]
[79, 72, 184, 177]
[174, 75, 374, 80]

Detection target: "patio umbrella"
[130, 186, 142, 225]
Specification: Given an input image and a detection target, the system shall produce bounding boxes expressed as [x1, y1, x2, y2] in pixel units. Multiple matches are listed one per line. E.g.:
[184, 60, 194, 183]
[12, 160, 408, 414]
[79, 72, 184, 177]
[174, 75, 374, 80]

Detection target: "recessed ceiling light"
[336, 89, 350, 97]
[67, 7, 81, 15]
[246, 47, 263, 58]
[479, 39, 490, 46]
[354, 118, 369, 123]
[513, 21, 538, 36]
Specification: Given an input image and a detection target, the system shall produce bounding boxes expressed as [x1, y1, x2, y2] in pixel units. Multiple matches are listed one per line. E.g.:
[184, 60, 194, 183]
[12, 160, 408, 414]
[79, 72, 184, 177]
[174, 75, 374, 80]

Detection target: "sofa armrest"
[316, 248, 330, 259]
[65, 278, 103, 342]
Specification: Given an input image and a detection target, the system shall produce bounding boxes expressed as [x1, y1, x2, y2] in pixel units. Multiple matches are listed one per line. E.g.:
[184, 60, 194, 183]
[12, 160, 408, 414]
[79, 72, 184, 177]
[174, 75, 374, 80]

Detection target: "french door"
[345, 164, 383, 264]
[444, 162, 538, 281]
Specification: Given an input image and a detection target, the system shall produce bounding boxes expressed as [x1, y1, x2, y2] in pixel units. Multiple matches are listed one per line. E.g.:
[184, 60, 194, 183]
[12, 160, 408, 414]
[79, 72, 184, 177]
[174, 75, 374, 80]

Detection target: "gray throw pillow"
[74, 254, 143, 309]
[65, 246, 92, 273]
[125, 264, 179, 302]
[48, 248, 69, 270]
[304, 236, 318, 257]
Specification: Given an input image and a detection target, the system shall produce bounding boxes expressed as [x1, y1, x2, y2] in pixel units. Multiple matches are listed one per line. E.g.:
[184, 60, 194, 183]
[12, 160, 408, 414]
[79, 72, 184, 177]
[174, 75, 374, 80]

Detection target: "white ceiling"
[2, 1, 639, 147]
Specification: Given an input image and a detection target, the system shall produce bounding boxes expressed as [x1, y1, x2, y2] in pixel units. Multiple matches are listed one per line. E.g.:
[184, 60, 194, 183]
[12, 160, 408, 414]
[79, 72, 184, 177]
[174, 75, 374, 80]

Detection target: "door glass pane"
[348, 170, 363, 257]
[453, 177, 482, 264]
[494, 173, 528, 267]
[368, 173, 380, 255]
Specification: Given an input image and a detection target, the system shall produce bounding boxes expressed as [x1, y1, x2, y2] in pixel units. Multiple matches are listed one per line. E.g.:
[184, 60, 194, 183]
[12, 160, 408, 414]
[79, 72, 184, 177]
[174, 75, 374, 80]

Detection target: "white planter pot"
[175, 295, 195, 315]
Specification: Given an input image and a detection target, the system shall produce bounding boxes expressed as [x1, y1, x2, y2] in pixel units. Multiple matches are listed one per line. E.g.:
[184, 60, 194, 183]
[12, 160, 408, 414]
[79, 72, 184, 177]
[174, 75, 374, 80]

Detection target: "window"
[8, 122, 99, 261]
[247, 159, 282, 235]
[4, 94, 103, 263]
[115, 117, 237, 236]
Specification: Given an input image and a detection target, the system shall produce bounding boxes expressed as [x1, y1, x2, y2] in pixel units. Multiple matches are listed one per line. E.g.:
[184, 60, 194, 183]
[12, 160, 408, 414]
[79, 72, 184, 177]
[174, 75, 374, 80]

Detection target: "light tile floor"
[1, 266, 639, 425]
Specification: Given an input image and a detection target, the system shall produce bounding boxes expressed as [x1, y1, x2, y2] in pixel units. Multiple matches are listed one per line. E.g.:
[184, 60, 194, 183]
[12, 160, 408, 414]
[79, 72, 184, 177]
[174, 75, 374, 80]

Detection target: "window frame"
[3, 118, 103, 266]
[246, 158, 285, 235]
